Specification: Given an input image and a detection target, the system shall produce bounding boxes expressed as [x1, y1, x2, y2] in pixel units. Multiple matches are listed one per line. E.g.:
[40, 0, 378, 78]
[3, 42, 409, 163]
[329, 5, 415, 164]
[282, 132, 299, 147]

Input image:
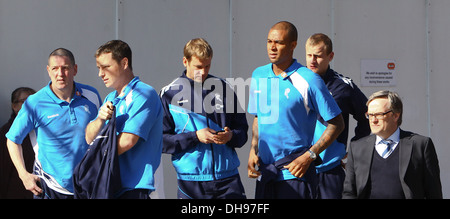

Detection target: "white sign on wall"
[361, 59, 396, 87]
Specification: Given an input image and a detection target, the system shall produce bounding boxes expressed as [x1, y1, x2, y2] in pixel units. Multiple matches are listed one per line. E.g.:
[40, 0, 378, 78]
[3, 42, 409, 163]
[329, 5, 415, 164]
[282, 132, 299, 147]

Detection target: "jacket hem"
[176, 169, 239, 181]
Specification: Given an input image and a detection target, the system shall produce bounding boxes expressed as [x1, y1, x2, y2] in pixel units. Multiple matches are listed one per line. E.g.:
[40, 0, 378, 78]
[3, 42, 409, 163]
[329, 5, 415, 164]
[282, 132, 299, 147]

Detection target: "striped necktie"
[380, 139, 394, 158]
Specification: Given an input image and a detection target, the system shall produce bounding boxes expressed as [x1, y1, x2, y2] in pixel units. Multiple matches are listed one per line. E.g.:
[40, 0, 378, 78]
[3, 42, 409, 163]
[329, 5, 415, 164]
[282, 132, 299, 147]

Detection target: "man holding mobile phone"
[160, 38, 248, 199]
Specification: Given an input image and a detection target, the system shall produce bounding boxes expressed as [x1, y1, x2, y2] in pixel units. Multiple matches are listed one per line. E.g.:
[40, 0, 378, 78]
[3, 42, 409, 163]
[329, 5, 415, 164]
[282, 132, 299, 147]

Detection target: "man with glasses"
[342, 90, 442, 199]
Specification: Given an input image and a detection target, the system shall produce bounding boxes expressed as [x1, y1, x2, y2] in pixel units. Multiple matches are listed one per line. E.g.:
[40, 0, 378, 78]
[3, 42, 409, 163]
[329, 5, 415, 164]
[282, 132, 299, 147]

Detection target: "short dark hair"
[11, 87, 36, 116]
[95, 40, 133, 71]
[270, 21, 298, 42]
[49, 48, 76, 66]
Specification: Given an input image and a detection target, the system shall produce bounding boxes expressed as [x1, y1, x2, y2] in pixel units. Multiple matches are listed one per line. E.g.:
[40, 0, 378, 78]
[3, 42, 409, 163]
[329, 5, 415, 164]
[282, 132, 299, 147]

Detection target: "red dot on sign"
[387, 62, 395, 70]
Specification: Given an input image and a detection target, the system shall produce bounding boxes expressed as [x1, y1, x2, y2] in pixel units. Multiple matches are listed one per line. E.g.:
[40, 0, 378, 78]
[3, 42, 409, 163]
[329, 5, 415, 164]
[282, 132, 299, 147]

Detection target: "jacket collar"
[111, 77, 140, 105]
[359, 129, 414, 198]
[45, 81, 82, 105]
[268, 59, 302, 80]
[180, 70, 216, 84]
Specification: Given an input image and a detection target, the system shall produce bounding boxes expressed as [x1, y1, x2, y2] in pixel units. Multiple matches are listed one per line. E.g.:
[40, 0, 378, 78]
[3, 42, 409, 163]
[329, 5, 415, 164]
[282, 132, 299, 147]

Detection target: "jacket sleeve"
[349, 83, 371, 142]
[342, 141, 358, 199]
[226, 112, 248, 149]
[160, 92, 199, 155]
[225, 89, 249, 149]
[422, 137, 443, 199]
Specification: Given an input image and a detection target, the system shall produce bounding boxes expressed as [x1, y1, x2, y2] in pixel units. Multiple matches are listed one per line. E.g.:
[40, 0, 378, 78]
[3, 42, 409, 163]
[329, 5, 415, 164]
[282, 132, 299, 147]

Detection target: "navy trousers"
[177, 174, 246, 199]
[33, 180, 73, 199]
[317, 165, 345, 199]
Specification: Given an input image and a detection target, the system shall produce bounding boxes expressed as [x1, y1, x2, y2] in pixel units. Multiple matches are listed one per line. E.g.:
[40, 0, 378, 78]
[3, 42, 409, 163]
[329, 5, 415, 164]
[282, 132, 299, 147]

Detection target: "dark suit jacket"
[342, 129, 442, 199]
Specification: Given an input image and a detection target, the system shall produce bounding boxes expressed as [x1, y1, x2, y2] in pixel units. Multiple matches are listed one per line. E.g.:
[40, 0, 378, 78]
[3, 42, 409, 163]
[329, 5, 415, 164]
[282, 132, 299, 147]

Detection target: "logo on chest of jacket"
[284, 88, 291, 99]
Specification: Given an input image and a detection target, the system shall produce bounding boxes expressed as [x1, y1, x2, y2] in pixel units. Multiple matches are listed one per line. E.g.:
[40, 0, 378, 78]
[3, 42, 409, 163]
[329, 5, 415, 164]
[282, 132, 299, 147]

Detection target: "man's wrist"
[307, 149, 317, 160]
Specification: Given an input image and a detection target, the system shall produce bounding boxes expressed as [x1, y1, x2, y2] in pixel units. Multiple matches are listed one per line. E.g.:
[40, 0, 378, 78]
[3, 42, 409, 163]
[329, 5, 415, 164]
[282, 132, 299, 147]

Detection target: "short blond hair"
[306, 33, 333, 55]
[183, 38, 213, 62]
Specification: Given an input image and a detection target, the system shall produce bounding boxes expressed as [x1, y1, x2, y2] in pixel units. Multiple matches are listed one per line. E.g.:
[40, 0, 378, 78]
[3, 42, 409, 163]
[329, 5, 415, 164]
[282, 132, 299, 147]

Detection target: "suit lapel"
[358, 135, 376, 195]
[398, 129, 413, 198]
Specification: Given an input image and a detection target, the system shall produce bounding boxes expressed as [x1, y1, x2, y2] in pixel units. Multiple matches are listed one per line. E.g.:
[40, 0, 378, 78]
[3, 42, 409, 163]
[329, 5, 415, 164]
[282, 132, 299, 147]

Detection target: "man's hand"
[20, 172, 42, 196]
[283, 114, 345, 178]
[85, 101, 115, 144]
[97, 101, 114, 121]
[247, 147, 261, 178]
[283, 152, 314, 178]
[212, 127, 233, 145]
[196, 128, 217, 144]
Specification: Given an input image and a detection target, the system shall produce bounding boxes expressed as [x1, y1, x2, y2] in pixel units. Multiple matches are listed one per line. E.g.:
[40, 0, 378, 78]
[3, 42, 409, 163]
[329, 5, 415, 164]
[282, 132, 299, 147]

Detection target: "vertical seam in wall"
[229, 0, 233, 78]
[115, 0, 123, 40]
[115, 0, 119, 39]
[330, 0, 335, 69]
[426, 0, 431, 136]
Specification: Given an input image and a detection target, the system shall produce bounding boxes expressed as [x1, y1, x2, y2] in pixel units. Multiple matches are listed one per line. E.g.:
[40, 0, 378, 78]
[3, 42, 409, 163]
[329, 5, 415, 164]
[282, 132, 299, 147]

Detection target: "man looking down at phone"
[160, 38, 248, 199]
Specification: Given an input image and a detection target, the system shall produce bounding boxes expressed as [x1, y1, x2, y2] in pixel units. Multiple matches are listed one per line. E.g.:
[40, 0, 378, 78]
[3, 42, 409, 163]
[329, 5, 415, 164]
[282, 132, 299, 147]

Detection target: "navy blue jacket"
[160, 72, 248, 181]
[322, 67, 370, 144]
[313, 67, 371, 173]
[73, 110, 122, 199]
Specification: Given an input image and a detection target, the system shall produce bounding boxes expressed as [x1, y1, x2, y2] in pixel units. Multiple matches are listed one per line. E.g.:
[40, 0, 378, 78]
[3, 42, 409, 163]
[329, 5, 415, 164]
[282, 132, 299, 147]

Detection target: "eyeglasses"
[365, 110, 393, 120]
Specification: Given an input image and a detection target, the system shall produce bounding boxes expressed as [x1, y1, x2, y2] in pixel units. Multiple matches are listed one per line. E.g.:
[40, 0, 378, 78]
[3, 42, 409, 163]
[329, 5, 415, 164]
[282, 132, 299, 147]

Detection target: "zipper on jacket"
[206, 115, 217, 181]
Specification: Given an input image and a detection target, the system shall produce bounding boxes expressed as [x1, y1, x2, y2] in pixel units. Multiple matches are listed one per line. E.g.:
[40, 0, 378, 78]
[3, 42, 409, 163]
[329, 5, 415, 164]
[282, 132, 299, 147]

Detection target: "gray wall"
[1, 0, 449, 198]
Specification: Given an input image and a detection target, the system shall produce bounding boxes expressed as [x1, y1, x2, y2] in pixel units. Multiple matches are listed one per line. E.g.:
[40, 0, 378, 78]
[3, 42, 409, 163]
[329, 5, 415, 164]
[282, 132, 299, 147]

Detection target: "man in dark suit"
[342, 90, 442, 199]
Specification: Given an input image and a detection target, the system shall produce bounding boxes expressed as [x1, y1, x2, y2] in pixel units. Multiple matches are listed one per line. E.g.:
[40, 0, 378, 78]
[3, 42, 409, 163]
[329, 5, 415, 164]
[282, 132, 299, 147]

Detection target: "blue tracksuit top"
[160, 71, 248, 181]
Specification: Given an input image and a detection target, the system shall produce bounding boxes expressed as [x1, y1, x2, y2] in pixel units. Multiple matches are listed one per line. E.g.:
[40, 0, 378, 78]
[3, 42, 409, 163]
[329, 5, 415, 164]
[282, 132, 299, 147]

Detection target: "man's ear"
[73, 64, 78, 76]
[393, 111, 401, 123]
[121, 57, 129, 70]
[290, 41, 297, 52]
[182, 56, 188, 68]
[329, 51, 335, 62]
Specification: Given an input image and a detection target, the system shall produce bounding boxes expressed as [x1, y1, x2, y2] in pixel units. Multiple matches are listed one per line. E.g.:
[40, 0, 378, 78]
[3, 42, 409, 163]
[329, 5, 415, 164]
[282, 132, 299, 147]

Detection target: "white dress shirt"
[375, 128, 400, 158]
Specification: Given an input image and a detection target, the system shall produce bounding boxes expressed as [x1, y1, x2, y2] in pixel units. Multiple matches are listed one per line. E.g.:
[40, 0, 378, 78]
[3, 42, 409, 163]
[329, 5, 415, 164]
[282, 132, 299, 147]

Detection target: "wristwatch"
[308, 150, 317, 160]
